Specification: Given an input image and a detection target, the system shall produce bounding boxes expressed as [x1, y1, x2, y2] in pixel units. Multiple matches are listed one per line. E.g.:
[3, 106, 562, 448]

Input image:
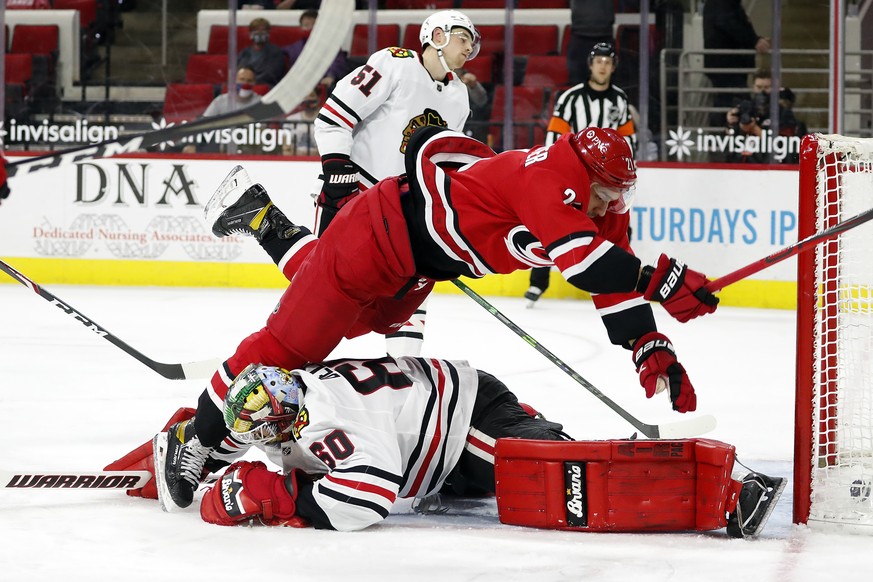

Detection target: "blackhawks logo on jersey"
[400, 108, 448, 153]
[292, 406, 310, 440]
[387, 47, 414, 58]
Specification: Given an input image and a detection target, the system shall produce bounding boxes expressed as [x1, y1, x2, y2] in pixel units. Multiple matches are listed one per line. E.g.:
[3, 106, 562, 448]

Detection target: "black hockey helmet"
[588, 42, 617, 66]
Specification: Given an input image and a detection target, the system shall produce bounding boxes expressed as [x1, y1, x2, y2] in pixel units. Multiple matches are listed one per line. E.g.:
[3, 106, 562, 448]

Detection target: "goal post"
[794, 133, 873, 531]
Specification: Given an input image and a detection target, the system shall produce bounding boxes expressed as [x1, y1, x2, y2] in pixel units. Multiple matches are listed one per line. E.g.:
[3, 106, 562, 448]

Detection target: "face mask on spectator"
[237, 83, 255, 98]
[251, 31, 269, 44]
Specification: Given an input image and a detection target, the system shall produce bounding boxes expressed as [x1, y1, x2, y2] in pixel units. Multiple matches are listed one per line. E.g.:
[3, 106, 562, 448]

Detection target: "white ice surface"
[1, 284, 872, 581]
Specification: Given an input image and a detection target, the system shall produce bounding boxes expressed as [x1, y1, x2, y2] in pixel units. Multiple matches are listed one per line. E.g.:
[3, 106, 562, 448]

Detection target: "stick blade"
[654, 414, 718, 439]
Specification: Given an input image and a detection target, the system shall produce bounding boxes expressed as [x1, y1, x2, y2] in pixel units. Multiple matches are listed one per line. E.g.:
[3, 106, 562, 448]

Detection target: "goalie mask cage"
[794, 133, 873, 531]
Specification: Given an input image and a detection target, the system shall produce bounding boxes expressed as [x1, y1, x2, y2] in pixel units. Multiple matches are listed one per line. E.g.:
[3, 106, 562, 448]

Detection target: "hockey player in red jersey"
[184, 357, 784, 537]
[152, 125, 719, 514]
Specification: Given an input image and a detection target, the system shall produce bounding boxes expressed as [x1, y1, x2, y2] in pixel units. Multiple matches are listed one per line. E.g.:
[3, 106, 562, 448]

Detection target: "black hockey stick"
[1, 470, 151, 490]
[6, 0, 354, 178]
[451, 279, 717, 439]
[0, 258, 221, 380]
[704, 204, 873, 292]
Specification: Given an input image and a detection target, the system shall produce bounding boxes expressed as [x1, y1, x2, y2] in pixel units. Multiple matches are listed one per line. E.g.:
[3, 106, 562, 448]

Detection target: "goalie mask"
[570, 127, 637, 214]
[419, 10, 481, 61]
[223, 364, 303, 445]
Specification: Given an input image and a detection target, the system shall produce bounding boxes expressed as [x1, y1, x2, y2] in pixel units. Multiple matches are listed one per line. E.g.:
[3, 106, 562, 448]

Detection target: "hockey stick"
[6, 0, 354, 178]
[451, 279, 717, 439]
[1, 470, 151, 490]
[705, 205, 873, 293]
[0, 258, 221, 380]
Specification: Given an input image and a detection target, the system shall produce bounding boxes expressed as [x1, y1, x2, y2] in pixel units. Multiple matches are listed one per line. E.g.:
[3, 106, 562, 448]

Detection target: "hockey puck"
[850, 479, 871, 501]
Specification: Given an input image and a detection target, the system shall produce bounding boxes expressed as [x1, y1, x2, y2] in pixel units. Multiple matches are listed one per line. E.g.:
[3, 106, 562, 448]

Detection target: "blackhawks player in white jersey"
[153, 356, 785, 537]
[219, 10, 480, 357]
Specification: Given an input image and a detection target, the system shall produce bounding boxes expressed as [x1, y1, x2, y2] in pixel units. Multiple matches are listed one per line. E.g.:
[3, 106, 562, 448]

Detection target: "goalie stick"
[6, 0, 354, 178]
[0, 258, 221, 380]
[451, 279, 717, 439]
[704, 204, 873, 293]
[1, 470, 151, 490]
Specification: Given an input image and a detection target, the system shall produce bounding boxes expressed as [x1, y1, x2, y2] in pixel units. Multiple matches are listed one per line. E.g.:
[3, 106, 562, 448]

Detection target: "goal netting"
[795, 133, 873, 532]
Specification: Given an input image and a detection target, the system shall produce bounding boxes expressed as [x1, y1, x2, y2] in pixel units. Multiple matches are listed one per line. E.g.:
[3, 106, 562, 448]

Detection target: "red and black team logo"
[505, 225, 552, 268]
[387, 47, 414, 58]
[400, 108, 448, 153]
[292, 407, 310, 440]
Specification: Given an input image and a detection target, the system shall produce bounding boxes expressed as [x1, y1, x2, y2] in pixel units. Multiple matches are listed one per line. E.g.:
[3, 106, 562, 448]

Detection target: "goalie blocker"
[495, 438, 784, 538]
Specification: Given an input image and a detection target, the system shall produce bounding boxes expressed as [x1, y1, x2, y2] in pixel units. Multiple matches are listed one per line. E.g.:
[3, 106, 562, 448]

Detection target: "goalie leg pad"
[494, 438, 741, 533]
[103, 407, 196, 499]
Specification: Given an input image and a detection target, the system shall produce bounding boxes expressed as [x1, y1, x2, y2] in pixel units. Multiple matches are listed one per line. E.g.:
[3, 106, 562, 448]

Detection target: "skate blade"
[745, 476, 787, 539]
[152, 432, 177, 513]
[204, 165, 252, 222]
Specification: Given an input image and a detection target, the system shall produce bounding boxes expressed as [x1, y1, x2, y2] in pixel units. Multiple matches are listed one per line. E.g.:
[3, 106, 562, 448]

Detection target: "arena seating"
[163, 83, 216, 124]
[5, 53, 33, 118]
[185, 53, 229, 86]
[349, 23, 401, 57]
[9, 24, 59, 111]
[488, 85, 547, 150]
[522, 55, 568, 90]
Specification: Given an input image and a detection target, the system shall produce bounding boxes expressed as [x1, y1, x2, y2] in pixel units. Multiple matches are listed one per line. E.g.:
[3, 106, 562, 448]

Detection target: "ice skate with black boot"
[205, 165, 302, 240]
[726, 472, 786, 538]
[524, 286, 543, 308]
[153, 418, 217, 512]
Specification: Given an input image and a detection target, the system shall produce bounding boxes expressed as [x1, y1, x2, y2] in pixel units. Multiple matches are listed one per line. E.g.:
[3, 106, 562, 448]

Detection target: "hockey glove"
[315, 154, 360, 235]
[637, 253, 719, 323]
[200, 461, 309, 527]
[632, 332, 696, 413]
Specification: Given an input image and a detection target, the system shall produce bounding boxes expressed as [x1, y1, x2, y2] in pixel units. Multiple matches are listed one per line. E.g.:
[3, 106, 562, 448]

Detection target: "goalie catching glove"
[637, 253, 719, 323]
[315, 154, 360, 235]
[632, 331, 696, 413]
[200, 460, 309, 528]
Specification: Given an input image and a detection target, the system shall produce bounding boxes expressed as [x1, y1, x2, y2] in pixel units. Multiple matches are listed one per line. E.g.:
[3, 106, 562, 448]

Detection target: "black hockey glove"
[315, 154, 360, 235]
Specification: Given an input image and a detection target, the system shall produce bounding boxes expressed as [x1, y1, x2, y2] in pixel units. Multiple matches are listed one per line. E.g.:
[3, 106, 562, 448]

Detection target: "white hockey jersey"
[267, 356, 479, 532]
[315, 47, 471, 187]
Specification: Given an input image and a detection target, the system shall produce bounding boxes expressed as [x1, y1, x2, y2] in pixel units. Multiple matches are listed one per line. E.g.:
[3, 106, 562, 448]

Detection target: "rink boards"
[0, 154, 799, 308]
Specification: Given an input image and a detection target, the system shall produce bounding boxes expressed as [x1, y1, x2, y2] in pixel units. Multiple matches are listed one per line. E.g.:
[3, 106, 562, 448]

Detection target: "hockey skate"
[153, 419, 215, 512]
[726, 472, 786, 538]
[523, 286, 544, 308]
[205, 165, 301, 240]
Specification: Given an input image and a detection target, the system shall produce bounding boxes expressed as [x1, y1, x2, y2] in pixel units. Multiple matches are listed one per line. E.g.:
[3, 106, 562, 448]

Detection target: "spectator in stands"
[182, 66, 262, 154]
[282, 9, 349, 90]
[282, 89, 322, 156]
[703, 0, 771, 114]
[724, 71, 807, 164]
[238, 17, 287, 88]
[524, 42, 636, 307]
[456, 65, 489, 142]
[457, 67, 488, 109]
[566, 0, 615, 87]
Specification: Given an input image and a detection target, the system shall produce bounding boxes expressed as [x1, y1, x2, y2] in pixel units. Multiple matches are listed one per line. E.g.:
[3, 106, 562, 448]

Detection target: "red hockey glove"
[632, 332, 697, 413]
[200, 461, 309, 527]
[638, 253, 719, 323]
[315, 154, 360, 235]
[104, 406, 195, 499]
[0, 154, 10, 204]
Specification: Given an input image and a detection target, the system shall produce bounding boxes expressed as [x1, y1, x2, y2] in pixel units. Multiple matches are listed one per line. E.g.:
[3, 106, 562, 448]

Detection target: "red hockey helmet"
[570, 127, 637, 213]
